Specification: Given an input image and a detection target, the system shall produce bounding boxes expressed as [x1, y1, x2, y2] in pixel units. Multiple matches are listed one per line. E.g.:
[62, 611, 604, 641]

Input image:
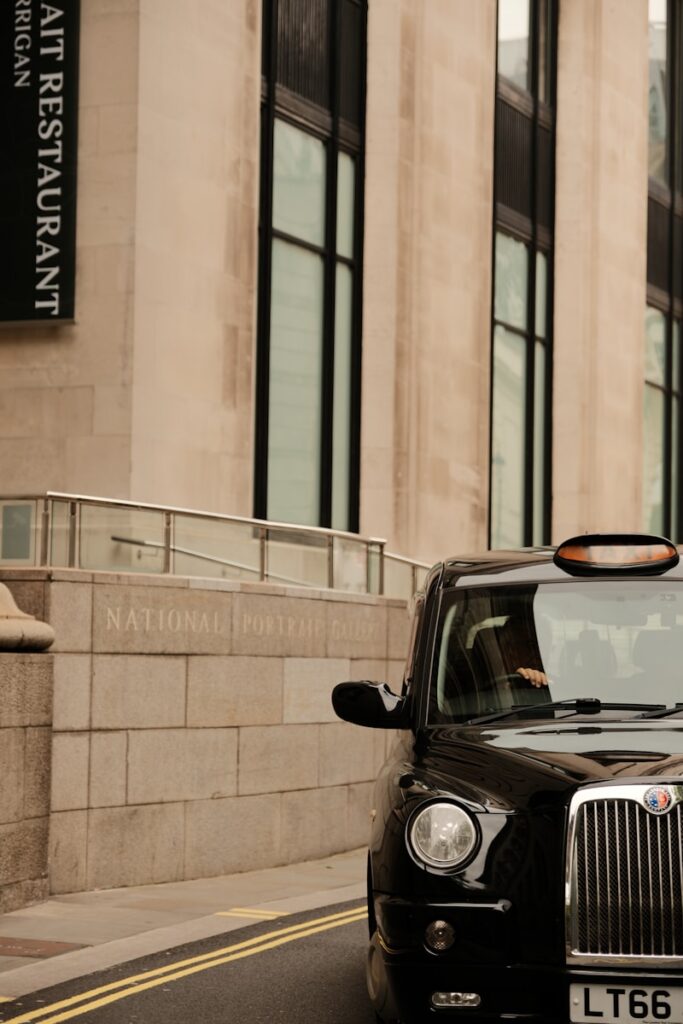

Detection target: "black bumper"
[374, 896, 683, 1022]
[383, 961, 683, 1022]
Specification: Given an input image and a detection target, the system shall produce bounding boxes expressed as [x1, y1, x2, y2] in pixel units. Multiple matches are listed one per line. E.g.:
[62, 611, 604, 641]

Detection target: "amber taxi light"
[554, 534, 679, 576]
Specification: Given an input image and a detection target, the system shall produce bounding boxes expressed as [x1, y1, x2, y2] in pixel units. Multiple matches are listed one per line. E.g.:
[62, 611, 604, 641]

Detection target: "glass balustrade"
[0, 493, 429, 601]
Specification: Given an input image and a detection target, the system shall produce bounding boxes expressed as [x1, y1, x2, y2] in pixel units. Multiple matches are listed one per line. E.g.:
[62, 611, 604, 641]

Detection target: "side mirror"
[332, 681, 409, 729]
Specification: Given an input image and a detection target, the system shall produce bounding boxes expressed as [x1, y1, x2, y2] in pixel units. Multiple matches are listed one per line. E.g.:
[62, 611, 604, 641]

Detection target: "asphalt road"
[0, 901, 375, 1024]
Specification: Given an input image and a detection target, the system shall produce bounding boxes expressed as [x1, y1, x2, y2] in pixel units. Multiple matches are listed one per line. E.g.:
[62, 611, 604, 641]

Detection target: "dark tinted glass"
[277, 0, 331, 109]
[430, 582, 683, 722]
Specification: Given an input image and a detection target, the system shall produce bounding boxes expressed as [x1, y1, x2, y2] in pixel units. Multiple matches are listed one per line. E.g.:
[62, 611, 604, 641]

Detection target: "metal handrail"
[111, 535, 317, 588]
[0, 492, 431, 598]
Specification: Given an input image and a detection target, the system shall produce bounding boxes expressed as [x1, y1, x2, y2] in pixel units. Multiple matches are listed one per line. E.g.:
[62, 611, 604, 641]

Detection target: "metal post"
[67, 501, 77, 568]
[259, 528, 267, 581]
[39, 498, 50, 567]
[327, 534, 335, 590]
[163, 512, 172, 574]
[378, 541, 385, 596]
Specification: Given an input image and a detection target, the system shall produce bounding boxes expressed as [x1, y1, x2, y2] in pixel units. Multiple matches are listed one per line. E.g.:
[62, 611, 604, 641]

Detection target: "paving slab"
[0, 847, 366, 1000]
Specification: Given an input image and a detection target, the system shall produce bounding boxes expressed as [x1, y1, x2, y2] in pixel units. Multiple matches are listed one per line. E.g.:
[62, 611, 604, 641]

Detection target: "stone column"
[553, 0, 649, 539]
[361, 0, 497, 562]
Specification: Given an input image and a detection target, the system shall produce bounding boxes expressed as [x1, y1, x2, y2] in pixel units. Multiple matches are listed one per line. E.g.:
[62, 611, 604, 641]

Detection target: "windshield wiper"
[638, 703, 683, 719]
[469, 698, 666, 726]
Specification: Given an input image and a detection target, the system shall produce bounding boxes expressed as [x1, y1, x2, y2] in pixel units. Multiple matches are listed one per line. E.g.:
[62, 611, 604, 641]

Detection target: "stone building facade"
[0, 1, 669, 560]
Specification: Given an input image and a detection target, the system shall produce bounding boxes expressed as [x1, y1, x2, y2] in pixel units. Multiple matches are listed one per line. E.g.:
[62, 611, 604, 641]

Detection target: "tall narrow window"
[256, 0, 367, 531]
[490, 0, 557, 549]
[645, 0, 683, 539]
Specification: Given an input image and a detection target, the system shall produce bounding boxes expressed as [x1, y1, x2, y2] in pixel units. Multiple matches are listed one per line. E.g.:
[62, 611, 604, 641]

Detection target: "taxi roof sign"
[554, 534, 680, 576]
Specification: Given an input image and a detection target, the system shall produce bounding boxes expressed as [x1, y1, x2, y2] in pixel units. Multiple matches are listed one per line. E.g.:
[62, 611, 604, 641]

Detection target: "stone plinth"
[0, 653, 53, 913]
[1, 570, 409, 896]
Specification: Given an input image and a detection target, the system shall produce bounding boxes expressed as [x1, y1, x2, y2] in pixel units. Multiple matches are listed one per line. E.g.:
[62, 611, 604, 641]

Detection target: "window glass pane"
[533, 341, 546, 546]
[643, 382, 665, 534]
[648, 0, 669, 185]
[272, 119, 326, 246]
[336, 153, 355, 259]
[645, 306, 666, 385]
[678, 17, 683, 193]
[673, 324, 681, 537]
[498, 0, 530, 91]
[332, 264, 354, 531]
[672, 395, 680, 539]
[673, 320, 681, 396]
[495, 232, 528, 331]
[535, 250, 547, 338]
[267, 239, 324, 524]
[491, 325, 527, 549]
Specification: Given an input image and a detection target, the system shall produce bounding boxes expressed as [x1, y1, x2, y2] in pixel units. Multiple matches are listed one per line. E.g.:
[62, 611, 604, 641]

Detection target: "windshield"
[429, 581, 683, 723]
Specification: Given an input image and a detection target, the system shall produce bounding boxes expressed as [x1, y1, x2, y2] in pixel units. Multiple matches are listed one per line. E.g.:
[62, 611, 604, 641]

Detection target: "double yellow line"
[2, 905, 367, 1024]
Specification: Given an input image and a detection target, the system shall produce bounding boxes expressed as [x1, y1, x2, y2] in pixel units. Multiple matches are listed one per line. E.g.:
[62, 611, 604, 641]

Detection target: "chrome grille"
[567, 787, 683, 965]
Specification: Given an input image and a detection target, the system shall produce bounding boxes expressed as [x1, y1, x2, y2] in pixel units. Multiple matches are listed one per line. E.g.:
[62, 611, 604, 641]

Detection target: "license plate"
[570, 984, 683, 1023]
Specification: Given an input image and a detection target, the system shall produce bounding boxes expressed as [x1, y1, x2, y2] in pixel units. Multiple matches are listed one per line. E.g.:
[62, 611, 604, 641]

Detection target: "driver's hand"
[516, 668, 550, 688]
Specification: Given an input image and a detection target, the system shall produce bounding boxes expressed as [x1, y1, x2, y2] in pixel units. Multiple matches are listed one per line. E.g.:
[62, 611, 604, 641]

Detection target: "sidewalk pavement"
[0, 848, 366, 1002]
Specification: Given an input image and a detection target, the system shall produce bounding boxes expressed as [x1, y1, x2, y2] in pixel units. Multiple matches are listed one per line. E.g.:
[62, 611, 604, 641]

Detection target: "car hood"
[415, 719, 683, 811]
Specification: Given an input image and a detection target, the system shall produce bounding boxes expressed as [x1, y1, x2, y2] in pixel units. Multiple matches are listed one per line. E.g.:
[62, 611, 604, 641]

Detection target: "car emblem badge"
[643, 786, 673, 815]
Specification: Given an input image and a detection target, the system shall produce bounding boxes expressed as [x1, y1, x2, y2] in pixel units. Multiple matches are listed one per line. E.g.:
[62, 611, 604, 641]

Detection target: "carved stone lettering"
[237, 612, 325, 639]
[105, 605, 228, 636]
[330, 618, 380, 643]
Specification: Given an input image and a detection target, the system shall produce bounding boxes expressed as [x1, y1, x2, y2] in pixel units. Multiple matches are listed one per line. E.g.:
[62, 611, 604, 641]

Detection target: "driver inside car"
[494, 613, 551, 689]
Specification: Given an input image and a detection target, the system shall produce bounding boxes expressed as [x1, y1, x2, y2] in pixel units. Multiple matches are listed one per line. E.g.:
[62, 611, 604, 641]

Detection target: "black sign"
[0, 1, 80, 323]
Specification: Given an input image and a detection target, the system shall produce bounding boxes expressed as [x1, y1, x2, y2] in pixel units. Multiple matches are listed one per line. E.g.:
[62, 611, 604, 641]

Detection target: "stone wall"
[0, 570, 408, 896]
[0, 0, 260, 514]
[0, 654, 53, 912]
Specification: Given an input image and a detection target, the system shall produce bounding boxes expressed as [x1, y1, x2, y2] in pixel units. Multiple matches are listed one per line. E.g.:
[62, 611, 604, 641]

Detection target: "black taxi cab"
[333, 535, 683, 1024]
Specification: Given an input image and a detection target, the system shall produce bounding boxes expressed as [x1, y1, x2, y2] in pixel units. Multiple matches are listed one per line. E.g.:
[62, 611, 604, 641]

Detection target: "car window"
[429, 581, 683, 723]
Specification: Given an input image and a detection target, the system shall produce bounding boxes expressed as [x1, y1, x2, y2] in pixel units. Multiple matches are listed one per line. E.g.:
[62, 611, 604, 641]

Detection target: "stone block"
[319, 722, 377, 787]
[0, 877, 49, 914]
[326, 602, 387, 660]
[52, 654, 92, 731]
[347, 782, 375, 849]
[49, 810, 87, 895]
[0, 819, 48, 886]
[187, 656, 282, 727]
[0, 654, 53, 727]
[386, 660, 405, 691]
[127, 729, 237, 803]
[86, 804, 185, 890]
[81, 8, 139, 107]
[184, 794, 282, 878]
[232, 593, 327, 657]
[46, 583, 93, 653]
[348, 659, 388, 684]
[0, 730, 25, 824]
[238, 724, 319, 795]
[51, 733, 90, 812]
[281, 786, 348, 863]
[92, 584, 232, 654]
[90, 731, 127, 807]
[92, 655, 186, 728]
[24, 727, 52, 819]
[283, 658, 350, 724]
[387, 604, 410, 661]
[1, 580, 47, 622]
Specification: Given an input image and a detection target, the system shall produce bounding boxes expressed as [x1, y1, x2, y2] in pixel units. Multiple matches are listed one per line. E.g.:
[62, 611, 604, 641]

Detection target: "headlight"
[407, 801, 479, 870]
